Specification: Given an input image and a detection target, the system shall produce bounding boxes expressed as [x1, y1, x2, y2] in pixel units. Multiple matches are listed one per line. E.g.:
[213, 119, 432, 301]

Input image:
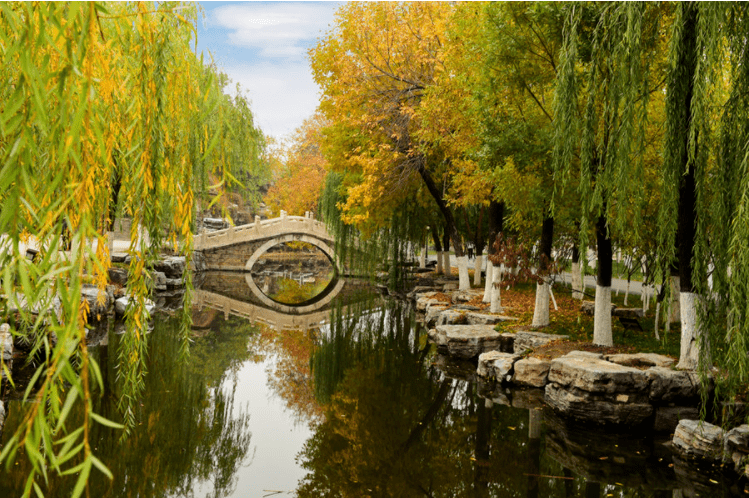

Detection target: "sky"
[196, 1, 341, 141]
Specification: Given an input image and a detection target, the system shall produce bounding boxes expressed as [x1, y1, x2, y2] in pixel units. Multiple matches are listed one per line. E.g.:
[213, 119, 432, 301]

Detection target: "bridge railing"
[195, 212, 332, 250]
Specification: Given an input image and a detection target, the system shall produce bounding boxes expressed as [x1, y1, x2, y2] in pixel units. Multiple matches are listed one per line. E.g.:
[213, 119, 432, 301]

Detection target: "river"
[0, 272, 745, 497]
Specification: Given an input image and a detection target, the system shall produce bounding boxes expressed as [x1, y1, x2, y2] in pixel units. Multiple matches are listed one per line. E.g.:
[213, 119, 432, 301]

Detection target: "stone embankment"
[411, 285, 749, 478]
[0, 254, 187, 359]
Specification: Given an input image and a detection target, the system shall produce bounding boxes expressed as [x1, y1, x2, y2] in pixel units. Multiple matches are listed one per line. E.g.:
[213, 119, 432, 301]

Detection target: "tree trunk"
[442, 229, 452, 278]
[594, 212, 613, 346]
[417, 162, 467, 287]
[532, 214, 554, 327]
[571, 244, 584, 300]
[672, 3, 701, 370]
[484, 200, 504, 303]
[473, 206, 485, 287]
[431, 226, 443, 275]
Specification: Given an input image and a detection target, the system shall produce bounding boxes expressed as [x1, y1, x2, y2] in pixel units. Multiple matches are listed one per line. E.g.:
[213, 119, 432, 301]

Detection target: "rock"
[513, 357, 551, 388]
[436, 309, 470, 326]
[565, 350, 604, 360]
[111, 252, 130, 263]
[153, 256, 186, 279]
[432, 325, 502, 360]
[427, 328, 447, 348]
[724, 425, 749, 472]
[81, 284, 111, 317]
[672, 419, 724, 460]
[545, 353, 653, 426]
[465, 312, 519, 326]
[545, 383, 653, 426]
[548, 354, 650, 394]
[1, 323, 12, 360]
[416, 293, 442, 312]
[646, 367, 700, 403]
[408, 286, 438, 300]
[115, 296, 155, 317]
[653, 406, 700, 432]
[451, 290, 482, 302]
[203, 217, 227, 230]
[477, 351, 522, 380]
[108, 266, 128, 286]
[424, 305, 449, 327]
[612, 307, 645, 319]
[443, 282, 458, 291]
[606, 353, 675, 369]
[153, 271, 167, 291]
[513, 331, 568, 354]
[498, 333, 516, 353]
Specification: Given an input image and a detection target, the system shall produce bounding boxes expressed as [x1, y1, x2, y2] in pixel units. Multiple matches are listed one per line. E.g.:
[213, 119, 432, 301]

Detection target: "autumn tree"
[467, 2, 568, 324]
[554, 3, 669, 345]
[310, 2, 477, 290]
[264, 113, 329, 217]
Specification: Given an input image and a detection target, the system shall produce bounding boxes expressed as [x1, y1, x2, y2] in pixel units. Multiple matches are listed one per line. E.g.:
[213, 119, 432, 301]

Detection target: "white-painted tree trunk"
[593, 285, 613, 346]
[473, 255, 482, 287]
[457, 256, 471, 290]
[624, 280, 630, 306]
[436, 251, 443, 275]
[443, 252, 451, 277]
[531, 281, 550, 327]
[107, 231, 115, 255]
[669, 276, 681, 323]
[571, 261, 584, 300]
[549, 285, 558, 311]
[654, 301, 661, 340]
[483, 261, 494, 303]
[677, 292, 700, 370]
[490, 265, 502, 313]
[418, 248, 426, 268]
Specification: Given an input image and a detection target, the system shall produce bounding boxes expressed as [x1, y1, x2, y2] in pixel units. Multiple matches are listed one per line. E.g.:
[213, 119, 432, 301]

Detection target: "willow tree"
[468, 2, 568, 325]
[310, 2, 477, 290]
[0, 2, 261, 495]
[659, 3, 749, 377]
[553, 3, 669, 345]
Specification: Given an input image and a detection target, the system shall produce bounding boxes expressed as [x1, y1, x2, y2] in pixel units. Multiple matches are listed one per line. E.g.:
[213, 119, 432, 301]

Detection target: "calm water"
[0, 276, 746, 497]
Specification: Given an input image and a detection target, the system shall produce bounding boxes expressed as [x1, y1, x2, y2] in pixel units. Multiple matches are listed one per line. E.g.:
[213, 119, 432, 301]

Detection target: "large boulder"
[513, 331, 568, 354]
[545, 352, 653, 426]
[424, 305, 449, 327]
[477, 351, 522, 381]
[672, 419, 724, 460]
[430, 325, 501, 360]
[115, 296, 155, 317]
[724, 424, 749, 473]
[646, 367, 701, 403]
[153, 256, 186, 279]
[81, 284, 113, 318]
[513, 357, 552, 388]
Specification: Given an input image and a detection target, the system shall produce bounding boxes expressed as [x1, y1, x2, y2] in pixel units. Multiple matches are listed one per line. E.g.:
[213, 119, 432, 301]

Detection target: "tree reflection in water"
[0, 315, 257, 498]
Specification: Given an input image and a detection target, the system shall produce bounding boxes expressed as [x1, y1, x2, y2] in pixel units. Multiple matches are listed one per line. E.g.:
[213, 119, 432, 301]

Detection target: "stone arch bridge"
[194, 213, 338, 273]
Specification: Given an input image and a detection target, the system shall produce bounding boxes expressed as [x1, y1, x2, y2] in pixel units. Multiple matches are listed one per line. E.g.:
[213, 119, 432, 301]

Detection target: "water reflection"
[0, 315, 256, 498]
[1, 282, 747, 497]
[250, 242, 335, 306]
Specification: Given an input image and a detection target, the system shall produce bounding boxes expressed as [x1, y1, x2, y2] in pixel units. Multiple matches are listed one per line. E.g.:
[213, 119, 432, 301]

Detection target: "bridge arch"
[244, 233, 338, 273]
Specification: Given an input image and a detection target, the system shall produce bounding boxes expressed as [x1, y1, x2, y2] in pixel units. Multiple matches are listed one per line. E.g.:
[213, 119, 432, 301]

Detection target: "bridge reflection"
[194, 272, 378, 331]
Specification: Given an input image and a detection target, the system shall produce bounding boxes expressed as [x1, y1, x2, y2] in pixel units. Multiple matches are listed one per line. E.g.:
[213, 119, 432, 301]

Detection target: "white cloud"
[206, 2, 338, 139]
[213, 2, 336, 59]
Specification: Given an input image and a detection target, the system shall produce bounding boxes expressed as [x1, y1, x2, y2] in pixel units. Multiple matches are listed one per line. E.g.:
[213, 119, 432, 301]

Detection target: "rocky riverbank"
[409, 284, 749, 481]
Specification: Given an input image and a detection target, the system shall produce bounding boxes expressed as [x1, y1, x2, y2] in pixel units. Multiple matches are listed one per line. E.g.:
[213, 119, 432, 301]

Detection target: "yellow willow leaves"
[0, 2, 262, 494]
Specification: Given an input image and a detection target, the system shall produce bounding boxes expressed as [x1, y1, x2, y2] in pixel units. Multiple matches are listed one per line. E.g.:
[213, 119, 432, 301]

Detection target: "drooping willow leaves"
[0, 2, 264, 495]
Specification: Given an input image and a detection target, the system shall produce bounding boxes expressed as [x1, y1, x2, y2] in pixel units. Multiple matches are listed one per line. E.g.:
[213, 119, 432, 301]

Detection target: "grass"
[461, 279, 680, 358]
